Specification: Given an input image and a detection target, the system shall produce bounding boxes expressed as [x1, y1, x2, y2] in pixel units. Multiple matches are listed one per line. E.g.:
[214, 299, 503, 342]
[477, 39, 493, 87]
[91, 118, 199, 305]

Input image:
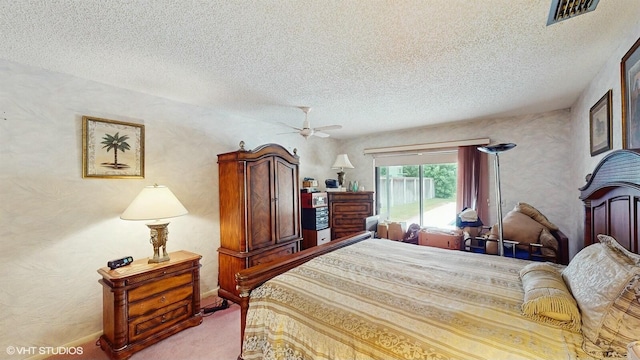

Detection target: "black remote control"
[107, 256, 134, 270]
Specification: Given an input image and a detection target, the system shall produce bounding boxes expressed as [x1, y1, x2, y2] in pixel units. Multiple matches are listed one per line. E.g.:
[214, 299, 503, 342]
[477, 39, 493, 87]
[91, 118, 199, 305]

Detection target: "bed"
[234, 149, 640, 360]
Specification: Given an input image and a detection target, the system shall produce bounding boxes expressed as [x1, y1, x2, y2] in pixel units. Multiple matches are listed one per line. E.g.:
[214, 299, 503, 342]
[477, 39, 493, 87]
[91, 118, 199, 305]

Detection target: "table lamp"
[121, 184, 188, 263]
[332, 154, 354, 188]
[477, 143, 516, 256]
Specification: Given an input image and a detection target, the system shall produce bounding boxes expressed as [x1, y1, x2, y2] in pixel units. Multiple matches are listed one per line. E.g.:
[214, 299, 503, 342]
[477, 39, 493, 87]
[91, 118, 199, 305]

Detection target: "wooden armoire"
[217, 142, 302, 303]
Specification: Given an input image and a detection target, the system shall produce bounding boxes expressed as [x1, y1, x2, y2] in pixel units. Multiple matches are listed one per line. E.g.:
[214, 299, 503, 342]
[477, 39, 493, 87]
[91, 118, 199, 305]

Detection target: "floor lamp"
[477, 143, 516, 256]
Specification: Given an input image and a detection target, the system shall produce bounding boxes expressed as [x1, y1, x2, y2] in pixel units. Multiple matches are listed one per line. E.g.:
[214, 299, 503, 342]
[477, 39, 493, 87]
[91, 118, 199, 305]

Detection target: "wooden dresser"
[328, 191, 374, 240]
[217, 142, 302, 303]
[97, 250, 202, 360]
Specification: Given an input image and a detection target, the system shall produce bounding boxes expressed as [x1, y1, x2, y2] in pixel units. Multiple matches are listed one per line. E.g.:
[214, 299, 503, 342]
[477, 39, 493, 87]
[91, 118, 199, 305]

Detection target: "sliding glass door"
[376, 155, 457, 229]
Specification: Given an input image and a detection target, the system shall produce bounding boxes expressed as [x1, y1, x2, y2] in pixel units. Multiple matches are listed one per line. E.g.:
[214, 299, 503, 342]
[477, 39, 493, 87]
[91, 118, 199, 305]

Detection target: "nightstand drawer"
[128, 300, 192, 342]
[125, 261, 195, 285]
[128, 271, 193, 302]
[128, 284, 193, 318]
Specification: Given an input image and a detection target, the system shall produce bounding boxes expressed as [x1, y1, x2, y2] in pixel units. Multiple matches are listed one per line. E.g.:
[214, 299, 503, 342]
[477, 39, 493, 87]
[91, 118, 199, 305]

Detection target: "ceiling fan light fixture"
[277, 106, 342, 139]
[546, 0, 599, 26]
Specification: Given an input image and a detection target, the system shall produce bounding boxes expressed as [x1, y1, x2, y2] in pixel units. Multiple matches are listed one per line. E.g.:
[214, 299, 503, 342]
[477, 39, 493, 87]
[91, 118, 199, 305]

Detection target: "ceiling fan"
[278, 106, 342, 139]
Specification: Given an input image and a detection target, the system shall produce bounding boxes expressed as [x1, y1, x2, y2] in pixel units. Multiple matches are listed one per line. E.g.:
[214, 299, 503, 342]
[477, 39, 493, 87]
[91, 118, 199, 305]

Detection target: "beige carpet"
[47, 296, 241, 360]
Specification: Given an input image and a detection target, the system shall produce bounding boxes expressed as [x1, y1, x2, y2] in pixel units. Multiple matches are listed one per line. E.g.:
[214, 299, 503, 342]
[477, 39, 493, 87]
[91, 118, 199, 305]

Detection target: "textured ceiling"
[1, 1, 639, 139]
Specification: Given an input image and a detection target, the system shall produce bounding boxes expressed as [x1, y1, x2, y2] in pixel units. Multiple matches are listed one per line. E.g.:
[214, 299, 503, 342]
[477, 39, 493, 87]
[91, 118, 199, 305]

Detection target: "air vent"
[547, 0, 600, 26]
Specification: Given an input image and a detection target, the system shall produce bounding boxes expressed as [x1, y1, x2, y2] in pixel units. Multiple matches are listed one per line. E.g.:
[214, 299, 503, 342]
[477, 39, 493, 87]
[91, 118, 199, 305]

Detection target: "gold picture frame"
[621, 37, 640, 149]
[589, 90, 612, 156]
[82, 116, 145, 178]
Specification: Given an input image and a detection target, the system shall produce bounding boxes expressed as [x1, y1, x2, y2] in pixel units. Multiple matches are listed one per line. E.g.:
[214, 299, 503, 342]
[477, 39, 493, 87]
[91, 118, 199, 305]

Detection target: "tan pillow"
[486, 210, 544, 254]
[597, 234, 640, 266]
[539, 228, 559, 258]
[562, 235, 640, 357]
[514, 202, 559, 231]
[519, 262, 581, 332]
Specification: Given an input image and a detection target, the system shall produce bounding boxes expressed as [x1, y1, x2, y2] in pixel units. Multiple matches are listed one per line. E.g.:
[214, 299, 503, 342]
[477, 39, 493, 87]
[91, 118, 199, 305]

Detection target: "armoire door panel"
[247, 158, 275, 250]
[274, 158, 300, 243]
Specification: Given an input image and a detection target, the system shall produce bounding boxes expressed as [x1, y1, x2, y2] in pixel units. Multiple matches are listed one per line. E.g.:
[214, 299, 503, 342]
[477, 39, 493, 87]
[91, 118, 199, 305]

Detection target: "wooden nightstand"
[97, 250, 202, 360]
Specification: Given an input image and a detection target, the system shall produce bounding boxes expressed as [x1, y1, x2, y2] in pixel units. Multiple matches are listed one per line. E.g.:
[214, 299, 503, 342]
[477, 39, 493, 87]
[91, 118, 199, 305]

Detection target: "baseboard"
[25, 287, 221, 360]
[202, 286, 220, 299]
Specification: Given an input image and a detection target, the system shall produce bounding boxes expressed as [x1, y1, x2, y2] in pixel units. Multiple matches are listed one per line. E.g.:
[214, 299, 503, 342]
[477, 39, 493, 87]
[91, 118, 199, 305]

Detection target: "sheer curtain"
[456, 146, 489, 224]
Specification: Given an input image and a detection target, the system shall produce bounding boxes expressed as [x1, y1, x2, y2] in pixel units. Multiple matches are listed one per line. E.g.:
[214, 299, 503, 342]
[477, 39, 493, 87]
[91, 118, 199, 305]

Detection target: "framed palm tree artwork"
[82, 116, 145, 178]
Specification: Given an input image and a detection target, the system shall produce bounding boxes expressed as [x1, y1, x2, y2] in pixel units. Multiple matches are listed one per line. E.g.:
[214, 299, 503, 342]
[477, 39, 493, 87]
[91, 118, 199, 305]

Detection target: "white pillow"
[562, 235, 640, 357]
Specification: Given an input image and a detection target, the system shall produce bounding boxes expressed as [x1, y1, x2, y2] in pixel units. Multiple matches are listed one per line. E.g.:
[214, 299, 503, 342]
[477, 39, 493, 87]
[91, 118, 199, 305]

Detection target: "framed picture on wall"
[621, 36, 640, 149]
[82, 116, 145, 178]
[589, 90, 612, 156]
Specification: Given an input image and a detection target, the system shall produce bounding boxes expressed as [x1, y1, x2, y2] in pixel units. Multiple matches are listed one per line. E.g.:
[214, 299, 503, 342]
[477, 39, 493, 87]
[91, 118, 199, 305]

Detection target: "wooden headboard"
[579, 149, 640, 254]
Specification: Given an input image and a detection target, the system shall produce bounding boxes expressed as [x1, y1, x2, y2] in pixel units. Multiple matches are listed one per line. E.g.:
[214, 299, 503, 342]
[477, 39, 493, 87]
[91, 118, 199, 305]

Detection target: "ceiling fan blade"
[314, 124, 342, 132]
[277, 121, 302, 131]
[314, 131, 330, 138]
[277, 131, 299, 135]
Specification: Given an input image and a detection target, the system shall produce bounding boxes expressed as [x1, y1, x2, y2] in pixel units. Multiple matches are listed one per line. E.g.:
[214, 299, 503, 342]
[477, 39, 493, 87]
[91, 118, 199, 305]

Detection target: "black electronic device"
[325, 179, 338, 188]
[107, 256, 134, 270]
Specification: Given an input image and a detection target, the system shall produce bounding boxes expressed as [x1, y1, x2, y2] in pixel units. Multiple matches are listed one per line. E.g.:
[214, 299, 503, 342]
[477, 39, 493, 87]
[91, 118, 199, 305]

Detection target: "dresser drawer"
[331, 202, 372, 215]
[250, 242, 297, 266]
[128, 284, 193, 318]
[333, 216, 369, 226]
[327, 192, 373, 202]
[334, 229, 362, 239]
[128, 300, 192, 342]
[128, 271, 193, 302]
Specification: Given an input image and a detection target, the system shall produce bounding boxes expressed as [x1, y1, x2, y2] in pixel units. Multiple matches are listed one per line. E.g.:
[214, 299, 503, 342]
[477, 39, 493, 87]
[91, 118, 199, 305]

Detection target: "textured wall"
[569, 21, 640, 254]
[0, 59, 336, 358]
[342, 110, 573, 250]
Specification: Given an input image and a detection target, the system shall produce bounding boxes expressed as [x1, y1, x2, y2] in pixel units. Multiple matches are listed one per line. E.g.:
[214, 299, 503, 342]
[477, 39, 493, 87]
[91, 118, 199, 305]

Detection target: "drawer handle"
[160, 296, 166, 303]
[161, 315, 167, 323]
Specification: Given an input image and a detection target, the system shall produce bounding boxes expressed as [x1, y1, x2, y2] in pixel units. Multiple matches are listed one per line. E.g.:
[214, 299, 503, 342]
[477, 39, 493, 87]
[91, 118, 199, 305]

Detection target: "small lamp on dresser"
[332, 153, 354, 188]
[121, 184, 188, 263]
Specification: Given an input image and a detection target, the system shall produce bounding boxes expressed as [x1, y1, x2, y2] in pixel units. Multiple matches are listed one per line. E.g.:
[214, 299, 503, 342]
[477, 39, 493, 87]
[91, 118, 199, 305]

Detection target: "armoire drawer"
[250, 243, 297, 266]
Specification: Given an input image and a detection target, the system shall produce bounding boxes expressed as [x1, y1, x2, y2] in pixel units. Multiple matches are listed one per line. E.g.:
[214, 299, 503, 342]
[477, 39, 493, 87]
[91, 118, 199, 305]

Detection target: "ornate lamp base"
[147, 222, 171, 263]
[337, 171, 346, 187]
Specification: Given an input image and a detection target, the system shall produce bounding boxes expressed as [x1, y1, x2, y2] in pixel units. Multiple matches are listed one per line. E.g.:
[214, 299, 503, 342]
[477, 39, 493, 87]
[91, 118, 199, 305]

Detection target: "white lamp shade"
[332, 154, 354, 169]
[121, 185, 188, 221]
